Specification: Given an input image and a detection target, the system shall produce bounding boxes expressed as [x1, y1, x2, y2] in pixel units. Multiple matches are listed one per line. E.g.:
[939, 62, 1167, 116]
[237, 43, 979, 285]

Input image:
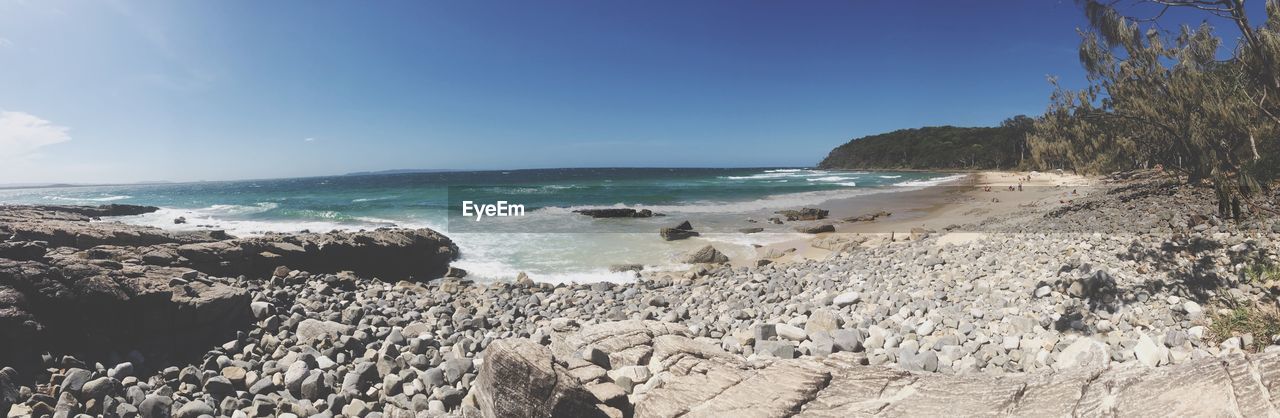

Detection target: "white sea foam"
[538, 187, 887, 214]
[43, 195, 132, 202]
[879, 175, 902, 179]
[352, 196, 397, 203]
[894, 174, 967, 187]
[806, 176, 858, 182]
[720, 169, 830, 180]
[114, 204, 443, 238]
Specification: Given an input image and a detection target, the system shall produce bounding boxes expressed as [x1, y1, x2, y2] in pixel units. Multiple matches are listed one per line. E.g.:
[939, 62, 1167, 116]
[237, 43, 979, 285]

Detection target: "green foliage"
[1029, 0, 1280, 217]
[1245, 262, 1280, 284]
[818, 117, 1033, 170]
[1209, 302, 1280, 352]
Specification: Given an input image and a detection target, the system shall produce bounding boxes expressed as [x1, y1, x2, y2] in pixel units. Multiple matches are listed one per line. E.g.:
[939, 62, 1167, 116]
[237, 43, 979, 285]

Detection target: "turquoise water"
[0, 168, 961, 282]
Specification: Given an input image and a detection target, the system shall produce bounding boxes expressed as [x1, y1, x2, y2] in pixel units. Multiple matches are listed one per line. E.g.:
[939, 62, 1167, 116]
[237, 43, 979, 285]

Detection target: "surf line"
[461, 200, 526, 221]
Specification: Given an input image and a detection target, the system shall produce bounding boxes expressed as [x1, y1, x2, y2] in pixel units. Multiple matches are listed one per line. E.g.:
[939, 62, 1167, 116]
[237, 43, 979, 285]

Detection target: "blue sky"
[0, 1, 1231, 183]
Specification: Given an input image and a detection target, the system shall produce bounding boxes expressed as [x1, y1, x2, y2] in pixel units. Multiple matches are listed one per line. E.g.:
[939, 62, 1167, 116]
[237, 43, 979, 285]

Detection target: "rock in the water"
[775, 208, 828, 221]
[795, 224, 836, 234]
[572, 208, 654, 218]
[607, 264, 644, 273]
[659, 227, 699, 241]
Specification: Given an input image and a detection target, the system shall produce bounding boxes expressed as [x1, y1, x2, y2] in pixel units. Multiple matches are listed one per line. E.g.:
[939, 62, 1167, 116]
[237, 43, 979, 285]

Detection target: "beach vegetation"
[1209, 300, 1280, 352]
[1030, 0, 1280, 218]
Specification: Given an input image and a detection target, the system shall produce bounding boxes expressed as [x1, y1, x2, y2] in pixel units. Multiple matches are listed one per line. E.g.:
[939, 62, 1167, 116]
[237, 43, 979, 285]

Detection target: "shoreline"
[730, 170, 1095, 267]
[1, 172, 1278, 417]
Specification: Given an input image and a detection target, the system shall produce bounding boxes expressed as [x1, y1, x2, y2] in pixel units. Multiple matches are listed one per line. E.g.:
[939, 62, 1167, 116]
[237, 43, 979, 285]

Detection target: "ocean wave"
[113, 205, 443, 237]
[201, 202, 279, 215]
[894, 174, 967, 187]
[352, 196, 397, 203]
[834, 182, 858, 187]
[720, 169, 831, 180]
[537, 187, 891, 214]
[43, 195, 132, 202]
[806, 176, 858, 182]
[879, 175, 902, 179]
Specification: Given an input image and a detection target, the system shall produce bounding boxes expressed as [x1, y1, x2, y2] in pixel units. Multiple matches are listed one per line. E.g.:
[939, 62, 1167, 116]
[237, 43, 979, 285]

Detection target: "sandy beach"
[750, 170, 1096, 264]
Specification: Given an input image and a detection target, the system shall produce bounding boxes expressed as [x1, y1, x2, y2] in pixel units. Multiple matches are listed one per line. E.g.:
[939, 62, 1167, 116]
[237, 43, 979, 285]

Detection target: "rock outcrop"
[795, 224, 835, 234]
[658, 221, 698, 241]
[164, 228, 459, 280]
[775, 208, 828, 221]
[474, 320, 1280, 417]
[0, 204, 460, 378]
[574, 209, 657, 218]
[842, 210, 891, 223]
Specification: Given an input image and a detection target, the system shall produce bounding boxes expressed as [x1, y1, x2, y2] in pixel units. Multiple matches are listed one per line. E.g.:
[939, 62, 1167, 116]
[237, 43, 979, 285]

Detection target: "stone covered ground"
[2, 171, 1280, 417]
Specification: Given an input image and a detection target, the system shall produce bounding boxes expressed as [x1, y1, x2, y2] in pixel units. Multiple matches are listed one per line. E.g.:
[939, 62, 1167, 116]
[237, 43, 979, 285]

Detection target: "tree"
[1031, 0, 1280, 217]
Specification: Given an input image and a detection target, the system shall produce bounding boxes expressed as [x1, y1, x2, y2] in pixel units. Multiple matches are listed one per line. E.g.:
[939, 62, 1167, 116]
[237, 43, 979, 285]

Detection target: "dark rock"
[60, 368, 92, 397]
[137, 395, 171, 418]
[795, 224, 836, 234]
[444, 266, 468, 278]
[843, 210, 891, 223]
[659, 227, 700, 241]
[0, 367, 18, 416]
[79, 377, 117, 401]
[174, 399, 214, 418]
[739, 227, 764, 234]
[0, 241, 47, 261]
[774, 208, 828, 221]
[572, 208, 655, 218]
[608, 264, 644, 273]
[203, 376, 234, 397]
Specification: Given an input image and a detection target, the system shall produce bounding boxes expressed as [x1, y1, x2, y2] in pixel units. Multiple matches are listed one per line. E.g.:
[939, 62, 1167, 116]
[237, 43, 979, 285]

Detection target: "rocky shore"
[2, 171, 1279, 417]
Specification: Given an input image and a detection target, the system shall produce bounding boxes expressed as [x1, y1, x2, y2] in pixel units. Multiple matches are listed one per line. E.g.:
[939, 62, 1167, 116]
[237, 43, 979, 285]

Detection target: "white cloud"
[0, 111, 71, 160]
[304, 137, 315, 142]
[0, 38, 12, 48]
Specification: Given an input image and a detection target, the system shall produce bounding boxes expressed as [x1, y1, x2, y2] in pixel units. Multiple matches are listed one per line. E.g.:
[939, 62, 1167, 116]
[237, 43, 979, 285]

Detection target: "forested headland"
[822, 0, 1279, 217]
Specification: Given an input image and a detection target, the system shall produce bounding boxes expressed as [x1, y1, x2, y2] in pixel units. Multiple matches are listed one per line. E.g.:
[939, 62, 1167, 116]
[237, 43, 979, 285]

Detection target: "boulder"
[843, 210, 891, 223]
[795, 224, 836, 234]
[473, 339, 611, 418]
[680, 245, 730, 264]
[607, 264, 644, 273]
[173, 228, 459, 281]
[774, 208, 829, 221]
[659, 228, 699, 241]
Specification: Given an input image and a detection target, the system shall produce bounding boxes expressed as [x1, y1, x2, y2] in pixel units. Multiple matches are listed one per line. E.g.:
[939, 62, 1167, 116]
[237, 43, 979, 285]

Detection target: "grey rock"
[174, 400, 214, 418]
[681, 245, 730, 264]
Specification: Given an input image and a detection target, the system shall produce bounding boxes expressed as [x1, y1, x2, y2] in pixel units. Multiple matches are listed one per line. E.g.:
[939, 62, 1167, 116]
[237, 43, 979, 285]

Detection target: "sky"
[0, 0, 1245, 183]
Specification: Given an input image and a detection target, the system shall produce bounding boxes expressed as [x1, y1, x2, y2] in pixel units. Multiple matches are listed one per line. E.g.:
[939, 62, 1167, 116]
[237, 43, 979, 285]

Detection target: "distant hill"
[818, 117, 1033, 170]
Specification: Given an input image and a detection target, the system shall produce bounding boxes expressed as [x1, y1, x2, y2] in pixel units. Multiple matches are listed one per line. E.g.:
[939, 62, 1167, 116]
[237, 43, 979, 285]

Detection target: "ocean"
[0, 168, 962, 283]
